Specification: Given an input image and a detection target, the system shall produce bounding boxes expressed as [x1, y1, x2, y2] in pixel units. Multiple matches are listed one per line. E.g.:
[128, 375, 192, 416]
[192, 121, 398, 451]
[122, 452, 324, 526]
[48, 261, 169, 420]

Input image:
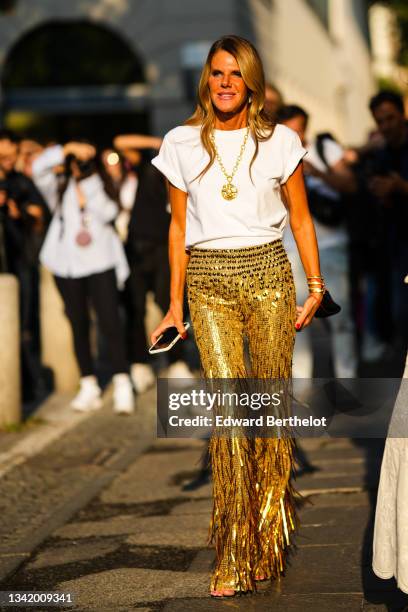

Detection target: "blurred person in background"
[15, 139, 44, 177]
[0, 189, 6, 272]
[100, 147, 138, 244]
[279, 105, 358, 378]
[372, 345, 408, 592]
[114, 134, 195, 392]
[264, 81, 284, 121]
[0, 129, 50, 399]
[343, 129, 385, 167]
[362, 91, 408, 366]
[372, 272, 408, 590]
[342, 130, 389, 363]
[32, 141, 134, 414]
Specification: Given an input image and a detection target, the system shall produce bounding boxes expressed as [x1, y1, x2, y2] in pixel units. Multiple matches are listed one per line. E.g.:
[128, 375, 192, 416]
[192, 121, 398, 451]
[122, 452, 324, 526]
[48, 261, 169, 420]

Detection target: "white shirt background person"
[284, 137, 357, 378]
[32, 145, 129, 288]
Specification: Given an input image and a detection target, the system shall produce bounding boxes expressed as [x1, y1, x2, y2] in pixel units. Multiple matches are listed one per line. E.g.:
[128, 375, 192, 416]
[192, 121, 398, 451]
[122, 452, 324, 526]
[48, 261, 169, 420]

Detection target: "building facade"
[369, 2, 408, 97]
[0, 0, 375, 145]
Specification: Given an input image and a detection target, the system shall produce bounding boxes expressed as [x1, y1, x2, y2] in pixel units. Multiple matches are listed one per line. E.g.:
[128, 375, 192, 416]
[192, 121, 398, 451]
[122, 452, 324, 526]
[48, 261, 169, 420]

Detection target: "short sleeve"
[151, 133, 187, 193]
[280, 128, 307, 185]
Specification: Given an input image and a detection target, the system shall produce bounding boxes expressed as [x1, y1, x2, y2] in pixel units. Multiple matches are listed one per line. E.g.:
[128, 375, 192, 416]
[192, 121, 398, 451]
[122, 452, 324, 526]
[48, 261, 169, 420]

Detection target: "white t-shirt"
[119, 173, 138, 210]
[151, 123, 306, 249]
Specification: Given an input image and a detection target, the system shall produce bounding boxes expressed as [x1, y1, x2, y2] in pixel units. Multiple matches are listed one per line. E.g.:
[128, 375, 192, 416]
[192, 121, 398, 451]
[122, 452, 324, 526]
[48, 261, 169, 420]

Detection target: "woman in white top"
[32, 142, 134, 414]
[372, 350, 408, 593]
[151, 35, 324, 597]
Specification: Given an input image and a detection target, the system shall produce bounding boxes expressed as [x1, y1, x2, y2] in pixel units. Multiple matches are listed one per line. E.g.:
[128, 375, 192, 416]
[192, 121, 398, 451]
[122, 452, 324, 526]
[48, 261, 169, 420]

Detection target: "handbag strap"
[74, 182, 88, 227]
[75, 181, 87, 211]
[315, 132, 341, 170]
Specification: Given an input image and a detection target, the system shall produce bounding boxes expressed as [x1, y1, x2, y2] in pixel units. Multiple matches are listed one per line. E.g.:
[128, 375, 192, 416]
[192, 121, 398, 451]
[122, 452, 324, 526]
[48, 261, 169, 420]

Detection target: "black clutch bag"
[314, 290, 341, 318]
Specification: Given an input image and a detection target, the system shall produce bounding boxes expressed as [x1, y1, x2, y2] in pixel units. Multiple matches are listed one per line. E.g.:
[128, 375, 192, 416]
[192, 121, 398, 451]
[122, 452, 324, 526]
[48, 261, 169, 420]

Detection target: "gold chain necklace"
[210, 126, 250, 201]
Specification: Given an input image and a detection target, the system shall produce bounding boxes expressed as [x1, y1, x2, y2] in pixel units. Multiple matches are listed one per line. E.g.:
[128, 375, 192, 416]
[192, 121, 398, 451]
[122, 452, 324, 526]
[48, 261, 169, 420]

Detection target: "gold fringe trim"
[208, 436, 300, 593]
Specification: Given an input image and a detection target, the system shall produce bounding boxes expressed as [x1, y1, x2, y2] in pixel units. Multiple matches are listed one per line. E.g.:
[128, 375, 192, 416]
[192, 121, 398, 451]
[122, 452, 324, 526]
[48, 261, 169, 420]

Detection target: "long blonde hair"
[185, 35, 275, 180]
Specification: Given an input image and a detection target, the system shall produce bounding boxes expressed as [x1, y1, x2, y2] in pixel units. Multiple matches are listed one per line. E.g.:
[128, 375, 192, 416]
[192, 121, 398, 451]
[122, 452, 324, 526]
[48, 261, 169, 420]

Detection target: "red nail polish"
[295, 323, 300, 329]
[182, 333, 187, 340]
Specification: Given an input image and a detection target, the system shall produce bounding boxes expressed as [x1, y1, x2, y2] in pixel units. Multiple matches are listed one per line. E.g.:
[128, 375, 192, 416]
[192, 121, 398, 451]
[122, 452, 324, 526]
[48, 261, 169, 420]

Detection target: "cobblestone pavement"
[0, 391, 408, 611]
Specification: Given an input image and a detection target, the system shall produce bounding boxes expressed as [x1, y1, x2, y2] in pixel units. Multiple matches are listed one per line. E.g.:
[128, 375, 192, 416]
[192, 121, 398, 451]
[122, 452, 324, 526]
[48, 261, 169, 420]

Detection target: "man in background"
[114, 134, 196, 392]
[278, 105, 358, 379]
[366, 91, 408, 362]
[0, 130, 49, 399]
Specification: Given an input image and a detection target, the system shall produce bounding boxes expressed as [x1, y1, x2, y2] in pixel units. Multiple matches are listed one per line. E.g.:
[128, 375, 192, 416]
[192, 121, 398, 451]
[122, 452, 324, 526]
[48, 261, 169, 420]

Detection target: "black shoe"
[296, 464, 321, 478]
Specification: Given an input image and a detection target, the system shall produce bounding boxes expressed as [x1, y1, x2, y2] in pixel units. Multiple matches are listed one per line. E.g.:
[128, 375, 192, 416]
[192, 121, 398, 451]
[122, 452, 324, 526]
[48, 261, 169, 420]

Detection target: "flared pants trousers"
[186, 239, 297, 592]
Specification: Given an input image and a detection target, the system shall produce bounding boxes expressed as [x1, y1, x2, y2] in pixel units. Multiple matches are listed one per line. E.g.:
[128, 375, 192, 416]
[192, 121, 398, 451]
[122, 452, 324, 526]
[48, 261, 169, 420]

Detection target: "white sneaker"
[361, 332, 387, 362]
[113, 373, 135, 415]
[71, 376, 103, 412]
[166, 360, 195, 388]
[130, 363, 155, 394]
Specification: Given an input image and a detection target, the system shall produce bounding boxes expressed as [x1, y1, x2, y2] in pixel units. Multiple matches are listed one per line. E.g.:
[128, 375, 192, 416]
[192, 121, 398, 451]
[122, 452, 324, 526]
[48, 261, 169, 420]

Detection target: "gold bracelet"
[309, 292, 323, 303]
[309, 287, 325, 293]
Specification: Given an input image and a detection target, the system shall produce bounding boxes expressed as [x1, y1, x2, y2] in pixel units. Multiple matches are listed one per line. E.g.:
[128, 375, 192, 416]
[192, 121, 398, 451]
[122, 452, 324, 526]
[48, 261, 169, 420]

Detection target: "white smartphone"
[148, 322, 190, 354]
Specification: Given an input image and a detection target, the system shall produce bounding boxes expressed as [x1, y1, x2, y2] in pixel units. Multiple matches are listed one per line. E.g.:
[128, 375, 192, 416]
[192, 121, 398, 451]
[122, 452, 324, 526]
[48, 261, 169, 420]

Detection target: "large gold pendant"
[221, 183, 238, 201]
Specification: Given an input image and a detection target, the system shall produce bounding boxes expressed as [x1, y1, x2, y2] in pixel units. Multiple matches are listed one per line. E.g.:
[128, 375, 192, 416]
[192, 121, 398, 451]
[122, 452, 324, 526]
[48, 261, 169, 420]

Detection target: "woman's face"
[208, 50, 249, 115]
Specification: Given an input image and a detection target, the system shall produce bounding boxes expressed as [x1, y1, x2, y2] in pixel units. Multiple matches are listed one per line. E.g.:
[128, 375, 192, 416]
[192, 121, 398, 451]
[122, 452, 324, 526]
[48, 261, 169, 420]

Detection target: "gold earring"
[248, 95, 253, 103]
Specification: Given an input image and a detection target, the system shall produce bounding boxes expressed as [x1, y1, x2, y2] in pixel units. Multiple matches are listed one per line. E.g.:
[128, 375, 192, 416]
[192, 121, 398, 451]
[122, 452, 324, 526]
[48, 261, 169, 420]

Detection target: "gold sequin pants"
[186, 239, 297, 593]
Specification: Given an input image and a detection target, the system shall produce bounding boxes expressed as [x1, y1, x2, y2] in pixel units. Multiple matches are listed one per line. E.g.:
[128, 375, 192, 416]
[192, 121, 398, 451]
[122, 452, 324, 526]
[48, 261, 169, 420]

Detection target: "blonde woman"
[151, 35, 324, 597]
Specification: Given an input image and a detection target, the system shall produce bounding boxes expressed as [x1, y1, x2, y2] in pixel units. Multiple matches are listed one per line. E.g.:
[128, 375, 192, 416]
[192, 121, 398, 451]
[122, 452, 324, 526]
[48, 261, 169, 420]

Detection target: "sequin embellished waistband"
[187, 239, 289, 274]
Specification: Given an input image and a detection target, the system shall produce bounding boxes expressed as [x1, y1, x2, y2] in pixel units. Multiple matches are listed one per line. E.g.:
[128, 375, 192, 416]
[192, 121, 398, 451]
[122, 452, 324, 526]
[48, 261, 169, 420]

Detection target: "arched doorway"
[1, 20, 150, 145]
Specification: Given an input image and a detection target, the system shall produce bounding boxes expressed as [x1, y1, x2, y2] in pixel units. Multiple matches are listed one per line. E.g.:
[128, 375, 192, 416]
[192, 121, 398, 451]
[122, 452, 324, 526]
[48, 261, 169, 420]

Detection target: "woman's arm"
[31, 143, 97, 212]
[282, 162, 323, 330]
[304, 158, 357, 193]
[31, 145, 64, 212]
[150, 183, 189, 345]
[114, 134, 162, 151]
[78, 178, 118, 223]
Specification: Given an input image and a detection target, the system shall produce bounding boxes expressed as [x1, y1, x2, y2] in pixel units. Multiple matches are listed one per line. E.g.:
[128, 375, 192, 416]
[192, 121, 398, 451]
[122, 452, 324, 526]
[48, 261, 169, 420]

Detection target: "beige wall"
[0, 0, 235, 133]
[369, 2, 408, 94]
[329, 0, 375, 145]
[250, 0, 375, 145]
[0, 0, 374, 144]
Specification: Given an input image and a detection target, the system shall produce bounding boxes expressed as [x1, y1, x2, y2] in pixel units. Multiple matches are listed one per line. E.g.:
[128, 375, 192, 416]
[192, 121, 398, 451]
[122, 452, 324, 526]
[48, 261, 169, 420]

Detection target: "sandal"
[210, 588, 236, 597]
[255, 574, 269, 581]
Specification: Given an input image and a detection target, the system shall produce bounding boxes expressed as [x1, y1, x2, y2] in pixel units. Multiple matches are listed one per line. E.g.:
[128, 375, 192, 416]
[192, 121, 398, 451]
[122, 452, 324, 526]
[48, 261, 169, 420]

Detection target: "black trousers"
[125, 240, 184, 364]
[13, 259, 42, 399]
[55, 269, 128, 377]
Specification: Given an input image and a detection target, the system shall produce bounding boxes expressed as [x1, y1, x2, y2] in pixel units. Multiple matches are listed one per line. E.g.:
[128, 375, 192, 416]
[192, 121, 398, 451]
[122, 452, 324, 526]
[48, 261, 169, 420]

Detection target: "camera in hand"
[65, 153, 97, 180]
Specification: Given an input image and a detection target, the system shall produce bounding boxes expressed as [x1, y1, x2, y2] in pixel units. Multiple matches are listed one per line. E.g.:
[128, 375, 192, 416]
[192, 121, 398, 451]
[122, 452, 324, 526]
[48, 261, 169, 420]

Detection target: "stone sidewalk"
[0, 393, 408, 611]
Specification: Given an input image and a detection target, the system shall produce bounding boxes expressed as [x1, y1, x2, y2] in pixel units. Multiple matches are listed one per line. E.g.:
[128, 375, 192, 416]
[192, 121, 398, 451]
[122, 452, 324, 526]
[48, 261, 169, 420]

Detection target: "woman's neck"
[213, 107, 248, 131]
